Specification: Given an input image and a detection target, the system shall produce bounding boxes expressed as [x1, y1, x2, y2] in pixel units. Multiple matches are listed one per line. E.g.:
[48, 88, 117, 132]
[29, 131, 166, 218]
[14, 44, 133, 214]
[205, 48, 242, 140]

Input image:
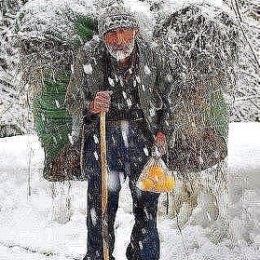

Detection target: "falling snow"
[93, 134, 99, 144]
[94, 151, 99, 160]
[0, 0, 259, 259]
[83, 63, 93, 75]
[108, 77, 115, 87]
[90, 208, 97, 226]
[144, 65, 151, 75]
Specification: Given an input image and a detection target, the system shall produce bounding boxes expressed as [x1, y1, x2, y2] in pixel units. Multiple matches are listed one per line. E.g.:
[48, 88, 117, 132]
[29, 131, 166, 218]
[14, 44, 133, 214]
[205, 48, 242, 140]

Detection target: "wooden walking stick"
[100, 111, 109, 260]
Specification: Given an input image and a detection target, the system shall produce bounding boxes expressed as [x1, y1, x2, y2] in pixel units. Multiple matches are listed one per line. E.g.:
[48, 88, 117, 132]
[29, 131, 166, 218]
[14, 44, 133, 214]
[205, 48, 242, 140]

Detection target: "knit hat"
[98, 1, 139, 38]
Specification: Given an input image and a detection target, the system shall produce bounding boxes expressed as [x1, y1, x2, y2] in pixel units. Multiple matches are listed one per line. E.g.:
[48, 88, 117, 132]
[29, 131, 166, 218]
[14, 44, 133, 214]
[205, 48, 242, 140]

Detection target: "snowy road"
[0, 123, 259, 260]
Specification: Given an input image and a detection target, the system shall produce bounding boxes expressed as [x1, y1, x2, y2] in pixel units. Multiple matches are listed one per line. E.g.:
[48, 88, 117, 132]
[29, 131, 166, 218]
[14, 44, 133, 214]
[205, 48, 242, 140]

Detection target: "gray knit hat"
[98, 1, 139, 38]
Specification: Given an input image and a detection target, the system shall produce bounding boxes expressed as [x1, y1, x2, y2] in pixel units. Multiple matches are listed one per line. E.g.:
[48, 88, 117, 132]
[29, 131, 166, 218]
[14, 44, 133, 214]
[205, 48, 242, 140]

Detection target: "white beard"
[105, 41, 135, 61]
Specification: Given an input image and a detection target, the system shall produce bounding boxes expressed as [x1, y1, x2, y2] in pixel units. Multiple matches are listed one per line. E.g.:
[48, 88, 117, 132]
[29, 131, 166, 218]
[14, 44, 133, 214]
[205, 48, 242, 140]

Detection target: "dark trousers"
[83, 120, 160, 260]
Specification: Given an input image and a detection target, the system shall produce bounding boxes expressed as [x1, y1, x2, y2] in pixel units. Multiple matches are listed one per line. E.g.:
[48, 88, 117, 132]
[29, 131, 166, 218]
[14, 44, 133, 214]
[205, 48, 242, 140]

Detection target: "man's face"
[104, 28, 139, 61]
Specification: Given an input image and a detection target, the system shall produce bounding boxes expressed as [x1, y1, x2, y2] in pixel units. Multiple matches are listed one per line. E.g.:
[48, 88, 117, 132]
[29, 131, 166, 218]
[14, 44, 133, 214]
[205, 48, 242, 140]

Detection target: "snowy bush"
[0, 0, 29, 137]
[228, 0, 260, 122]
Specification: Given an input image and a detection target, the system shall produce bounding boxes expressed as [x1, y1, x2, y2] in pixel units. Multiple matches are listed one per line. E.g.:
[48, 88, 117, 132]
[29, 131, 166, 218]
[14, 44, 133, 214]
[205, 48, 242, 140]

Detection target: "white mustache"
[105, 41, 135, 61]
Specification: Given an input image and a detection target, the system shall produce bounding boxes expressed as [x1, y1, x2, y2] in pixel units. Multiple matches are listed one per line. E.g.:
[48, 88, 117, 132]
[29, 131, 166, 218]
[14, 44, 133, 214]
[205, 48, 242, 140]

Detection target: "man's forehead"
[106, 27, 137, 34]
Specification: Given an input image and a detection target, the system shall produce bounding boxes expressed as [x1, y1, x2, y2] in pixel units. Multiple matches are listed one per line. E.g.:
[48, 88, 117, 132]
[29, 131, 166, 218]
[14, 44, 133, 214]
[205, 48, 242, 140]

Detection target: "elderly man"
[66, 2, 171, 260]
[66, 0, 230, 258]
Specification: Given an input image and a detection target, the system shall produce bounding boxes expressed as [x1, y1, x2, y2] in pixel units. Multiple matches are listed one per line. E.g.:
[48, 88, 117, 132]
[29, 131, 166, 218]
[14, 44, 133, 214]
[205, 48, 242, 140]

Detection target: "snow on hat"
[98, 0, 139, 38]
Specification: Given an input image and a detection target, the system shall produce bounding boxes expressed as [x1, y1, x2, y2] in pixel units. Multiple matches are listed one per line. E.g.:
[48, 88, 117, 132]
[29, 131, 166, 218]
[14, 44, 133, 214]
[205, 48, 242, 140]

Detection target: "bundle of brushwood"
[153, 3, 240, 172]
[14, 0, 97, 181]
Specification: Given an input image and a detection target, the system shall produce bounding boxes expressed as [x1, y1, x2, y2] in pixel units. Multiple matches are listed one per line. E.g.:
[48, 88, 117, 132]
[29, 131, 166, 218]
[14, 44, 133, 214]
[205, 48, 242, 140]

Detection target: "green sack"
[32, 76, 73, 180]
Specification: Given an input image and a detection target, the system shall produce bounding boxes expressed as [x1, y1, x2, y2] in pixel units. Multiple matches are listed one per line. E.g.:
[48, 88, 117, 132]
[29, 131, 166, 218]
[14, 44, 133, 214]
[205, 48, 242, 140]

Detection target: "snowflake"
[55, 99, 60, 108]
[108, 77, 115, 87]
[136, 76, 141, 83]
[94, 151, 99, 160]
[143, 147, 149, 156]
[93, 135, 99, 144]
[90, 208, 97, 226]
[127, 98, 132, 107]
[144, 65, 151, 75]
[83, 63, 93, 74]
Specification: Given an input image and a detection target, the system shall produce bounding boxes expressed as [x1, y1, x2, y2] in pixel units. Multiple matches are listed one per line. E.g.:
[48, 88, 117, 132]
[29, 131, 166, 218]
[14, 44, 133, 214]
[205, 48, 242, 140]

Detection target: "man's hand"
[152, 132, 168, 157]
[88, 91, 112, 114]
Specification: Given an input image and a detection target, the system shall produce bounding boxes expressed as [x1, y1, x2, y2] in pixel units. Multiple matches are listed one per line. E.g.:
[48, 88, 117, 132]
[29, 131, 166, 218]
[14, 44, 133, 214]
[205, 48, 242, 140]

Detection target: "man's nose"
[117, 32, 131, 44]
[116, 36, 125, 45]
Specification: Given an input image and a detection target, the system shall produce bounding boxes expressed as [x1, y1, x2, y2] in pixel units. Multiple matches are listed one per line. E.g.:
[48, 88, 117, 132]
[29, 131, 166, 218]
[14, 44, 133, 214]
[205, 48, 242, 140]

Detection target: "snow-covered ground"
[0, 123, 259, 260]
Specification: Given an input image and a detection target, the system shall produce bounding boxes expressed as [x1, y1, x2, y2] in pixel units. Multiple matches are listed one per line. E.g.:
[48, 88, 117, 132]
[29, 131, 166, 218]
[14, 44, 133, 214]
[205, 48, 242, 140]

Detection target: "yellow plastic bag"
[137, 157, 175, 193]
